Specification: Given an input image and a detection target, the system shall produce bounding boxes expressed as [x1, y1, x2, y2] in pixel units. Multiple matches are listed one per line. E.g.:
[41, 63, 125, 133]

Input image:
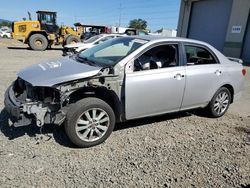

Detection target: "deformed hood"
[17, 57, 101, 87]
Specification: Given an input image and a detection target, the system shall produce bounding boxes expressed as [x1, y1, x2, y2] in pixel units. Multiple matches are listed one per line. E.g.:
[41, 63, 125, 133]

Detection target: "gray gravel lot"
[0, 38, 249, 187]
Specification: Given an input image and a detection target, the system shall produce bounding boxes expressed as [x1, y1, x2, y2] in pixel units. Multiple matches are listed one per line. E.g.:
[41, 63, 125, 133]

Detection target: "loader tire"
[64, 35, 81, 45]
[29, 34, 48, 51]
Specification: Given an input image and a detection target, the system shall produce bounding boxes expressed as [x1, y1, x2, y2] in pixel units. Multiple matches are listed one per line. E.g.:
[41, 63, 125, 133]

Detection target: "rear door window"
[184, 45, 218, 65]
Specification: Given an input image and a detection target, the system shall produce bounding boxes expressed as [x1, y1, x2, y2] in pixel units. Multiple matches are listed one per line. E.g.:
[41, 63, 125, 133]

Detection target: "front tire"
[65, 98, 116, 148]
[29, 34, 48, 51]
[206, 87, 231, 118]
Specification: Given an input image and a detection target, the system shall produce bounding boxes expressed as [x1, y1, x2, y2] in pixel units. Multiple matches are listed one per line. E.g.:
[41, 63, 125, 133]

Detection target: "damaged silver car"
[4, 36, 245, 147]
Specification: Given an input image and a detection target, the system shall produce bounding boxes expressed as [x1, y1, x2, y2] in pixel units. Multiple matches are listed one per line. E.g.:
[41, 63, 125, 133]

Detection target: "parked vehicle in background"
[111, 26, 148, 36]
[63, 34, 122, 56]
[0, 26, 11, 32]
[4, 36, 245, 148]
[76, 23, 112, 40]
[0, 30, 11, 38]
[154, 28, 177, 37]
[12, 10, 83, 51]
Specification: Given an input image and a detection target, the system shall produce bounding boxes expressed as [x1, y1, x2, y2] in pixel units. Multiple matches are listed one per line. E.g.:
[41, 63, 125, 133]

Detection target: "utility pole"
[118, 2, 122, 27]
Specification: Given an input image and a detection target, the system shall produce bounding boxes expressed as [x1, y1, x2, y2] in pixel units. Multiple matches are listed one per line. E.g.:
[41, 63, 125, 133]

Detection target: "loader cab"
[37, 11, 59, 33]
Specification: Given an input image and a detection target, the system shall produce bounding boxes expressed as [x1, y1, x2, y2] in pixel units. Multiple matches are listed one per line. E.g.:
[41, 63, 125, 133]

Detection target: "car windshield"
[78, 37, 148, 67]
[84, 35, 102, 43]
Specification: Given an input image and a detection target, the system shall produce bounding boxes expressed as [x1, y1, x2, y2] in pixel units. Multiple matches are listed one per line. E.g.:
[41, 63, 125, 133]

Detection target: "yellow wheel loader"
[12, 11, 83, 51]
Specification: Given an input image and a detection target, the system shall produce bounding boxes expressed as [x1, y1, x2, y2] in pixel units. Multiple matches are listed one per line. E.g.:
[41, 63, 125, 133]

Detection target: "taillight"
[242, 68, 246, 76]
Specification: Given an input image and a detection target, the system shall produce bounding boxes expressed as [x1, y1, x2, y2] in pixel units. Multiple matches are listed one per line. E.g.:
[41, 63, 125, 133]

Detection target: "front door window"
[134, 44, 179, 71]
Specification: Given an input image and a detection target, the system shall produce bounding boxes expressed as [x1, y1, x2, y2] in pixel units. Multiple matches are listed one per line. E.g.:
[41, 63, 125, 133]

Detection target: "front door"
[125, 43, 186, 120]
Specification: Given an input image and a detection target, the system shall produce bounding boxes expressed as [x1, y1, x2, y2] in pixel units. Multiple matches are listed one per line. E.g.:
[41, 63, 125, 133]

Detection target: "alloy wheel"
[213, 91, 229, 115]
[75, 108, 110, 142]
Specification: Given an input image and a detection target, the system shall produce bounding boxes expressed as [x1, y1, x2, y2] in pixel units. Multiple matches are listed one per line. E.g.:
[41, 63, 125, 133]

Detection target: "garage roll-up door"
[242, 14, 250, 63]
[188, 0, 233, 51]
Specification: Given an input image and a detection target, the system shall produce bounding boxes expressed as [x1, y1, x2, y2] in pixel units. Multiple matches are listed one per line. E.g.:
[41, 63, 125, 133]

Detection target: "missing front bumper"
[4, 86, 21, 118]
[4, 86, 49, 127]
[4, 84, 66, 127]
[4, 86, 33, 127]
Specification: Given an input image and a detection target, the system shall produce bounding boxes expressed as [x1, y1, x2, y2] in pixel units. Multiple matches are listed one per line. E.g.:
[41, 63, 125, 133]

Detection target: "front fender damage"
[54, 67, 123, 121]
[57, 67, 120, 101]
[40, 67, 121, 126]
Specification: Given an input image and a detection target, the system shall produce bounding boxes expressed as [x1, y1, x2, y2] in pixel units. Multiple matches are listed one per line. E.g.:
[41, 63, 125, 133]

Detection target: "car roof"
[128, 35, 210, 46]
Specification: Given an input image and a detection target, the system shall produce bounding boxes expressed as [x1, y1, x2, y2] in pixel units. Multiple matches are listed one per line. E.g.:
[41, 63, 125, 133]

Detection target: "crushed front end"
[4, 78, 65, 127]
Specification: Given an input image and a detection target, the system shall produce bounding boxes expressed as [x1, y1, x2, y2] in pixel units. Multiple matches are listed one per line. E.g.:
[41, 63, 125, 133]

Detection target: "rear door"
[125, 43, 186, 120]
[181, 43, 225, 110]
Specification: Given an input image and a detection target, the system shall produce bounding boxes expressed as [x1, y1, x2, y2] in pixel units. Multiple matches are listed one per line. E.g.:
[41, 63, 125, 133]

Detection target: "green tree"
[128, 19, 147, 30]
[0, 21, 12, 28]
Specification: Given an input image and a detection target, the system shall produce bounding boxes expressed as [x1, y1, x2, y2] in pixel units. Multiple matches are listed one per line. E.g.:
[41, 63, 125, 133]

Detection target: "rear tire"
[206, 87, 231, 118]
[64, 97, 116, 148]
[64, 35, 81, 45]
[29, 34, 48, 51]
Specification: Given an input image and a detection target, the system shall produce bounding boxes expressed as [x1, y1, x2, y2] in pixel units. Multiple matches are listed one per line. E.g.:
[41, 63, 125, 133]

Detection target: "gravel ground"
[0, 39, 249, 187]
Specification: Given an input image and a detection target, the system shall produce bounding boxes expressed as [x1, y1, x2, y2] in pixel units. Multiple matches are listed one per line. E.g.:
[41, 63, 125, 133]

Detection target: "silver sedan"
[4, 36, 246, 147]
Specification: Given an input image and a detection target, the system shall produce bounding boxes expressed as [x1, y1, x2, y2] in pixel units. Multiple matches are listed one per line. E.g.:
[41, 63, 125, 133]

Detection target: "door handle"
[174, 73, 185, 80]
[214, 70, 222, 75]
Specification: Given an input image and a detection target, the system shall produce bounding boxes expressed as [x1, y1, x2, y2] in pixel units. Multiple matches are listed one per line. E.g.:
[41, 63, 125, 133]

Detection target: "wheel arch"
[66, 87, 123, 122]
[219, 84, 234, 103]
[26, 31, 48, 43]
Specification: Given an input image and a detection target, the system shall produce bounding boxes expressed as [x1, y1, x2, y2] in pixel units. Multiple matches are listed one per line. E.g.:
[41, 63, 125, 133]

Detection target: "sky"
[0, 0, 180, 31]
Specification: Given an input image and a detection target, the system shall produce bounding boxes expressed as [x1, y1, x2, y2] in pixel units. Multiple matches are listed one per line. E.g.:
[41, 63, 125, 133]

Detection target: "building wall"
[223, 0, 250, 58]
[187, 0, 233, 51]
[242, 14, 250, 62]
[177, 0, 250, 62]
[177, 0, 193, 38]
